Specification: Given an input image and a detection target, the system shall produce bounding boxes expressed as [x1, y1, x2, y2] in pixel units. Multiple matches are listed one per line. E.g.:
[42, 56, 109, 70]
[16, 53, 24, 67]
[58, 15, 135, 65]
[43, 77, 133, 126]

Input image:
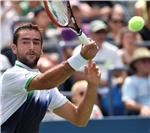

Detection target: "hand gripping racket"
[43, 0, 90, 45]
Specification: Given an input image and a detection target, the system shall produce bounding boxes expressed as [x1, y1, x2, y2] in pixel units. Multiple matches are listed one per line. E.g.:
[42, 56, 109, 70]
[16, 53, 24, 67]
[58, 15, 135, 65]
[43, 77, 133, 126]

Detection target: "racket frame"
[43, 0, 90, 44]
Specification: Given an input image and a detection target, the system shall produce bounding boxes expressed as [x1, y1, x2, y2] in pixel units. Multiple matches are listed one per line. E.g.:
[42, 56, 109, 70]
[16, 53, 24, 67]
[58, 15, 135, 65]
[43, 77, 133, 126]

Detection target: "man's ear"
[11, 44, 17, 55]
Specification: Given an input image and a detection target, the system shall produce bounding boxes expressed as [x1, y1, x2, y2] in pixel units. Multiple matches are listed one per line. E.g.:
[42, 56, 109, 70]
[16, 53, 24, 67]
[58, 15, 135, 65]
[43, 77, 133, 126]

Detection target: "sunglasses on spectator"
[111, 19, 124, 24]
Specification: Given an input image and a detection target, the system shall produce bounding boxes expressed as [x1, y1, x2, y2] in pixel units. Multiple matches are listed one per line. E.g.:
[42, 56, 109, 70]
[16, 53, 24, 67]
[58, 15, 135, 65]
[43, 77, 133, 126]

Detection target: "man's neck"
[16, 60, 38, 71]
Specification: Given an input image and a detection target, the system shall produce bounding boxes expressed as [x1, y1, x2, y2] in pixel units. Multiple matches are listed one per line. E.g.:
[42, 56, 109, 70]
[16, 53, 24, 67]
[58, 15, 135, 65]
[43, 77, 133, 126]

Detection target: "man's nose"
[29, 41, 34, 49]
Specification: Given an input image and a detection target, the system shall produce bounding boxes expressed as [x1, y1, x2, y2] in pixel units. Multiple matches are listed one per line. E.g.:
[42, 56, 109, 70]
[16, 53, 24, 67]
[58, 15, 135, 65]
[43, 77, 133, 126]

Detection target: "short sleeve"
[1, 67, 39, 124]
[2, 68, 38, 93]
[48, 88, 68, 111]
[122, 77, 136, 102]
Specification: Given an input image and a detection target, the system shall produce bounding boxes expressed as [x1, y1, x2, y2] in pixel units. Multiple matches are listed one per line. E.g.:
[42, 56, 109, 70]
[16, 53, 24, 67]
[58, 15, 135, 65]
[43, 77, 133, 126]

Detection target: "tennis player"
[0, 23, 100, 133]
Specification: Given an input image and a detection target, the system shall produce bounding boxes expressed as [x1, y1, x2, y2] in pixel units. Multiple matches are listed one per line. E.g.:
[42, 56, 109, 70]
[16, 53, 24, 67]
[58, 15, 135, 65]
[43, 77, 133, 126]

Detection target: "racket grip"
[78, 32, 90, 45]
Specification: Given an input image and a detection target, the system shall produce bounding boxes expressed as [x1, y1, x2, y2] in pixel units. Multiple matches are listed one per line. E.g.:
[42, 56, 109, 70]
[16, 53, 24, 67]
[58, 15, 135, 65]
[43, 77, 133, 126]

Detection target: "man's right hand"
[84, 60, 101, 89]
[80, 40, 99, 60]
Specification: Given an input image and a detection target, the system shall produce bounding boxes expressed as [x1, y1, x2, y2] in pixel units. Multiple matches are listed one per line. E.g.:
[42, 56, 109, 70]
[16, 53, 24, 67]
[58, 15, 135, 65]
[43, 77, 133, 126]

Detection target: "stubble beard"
[18, 55, 40, 68]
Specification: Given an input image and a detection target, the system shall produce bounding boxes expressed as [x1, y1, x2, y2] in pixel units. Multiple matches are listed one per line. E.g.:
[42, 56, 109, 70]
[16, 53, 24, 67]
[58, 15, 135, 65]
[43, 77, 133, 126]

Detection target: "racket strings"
[48, 1, 69, 26]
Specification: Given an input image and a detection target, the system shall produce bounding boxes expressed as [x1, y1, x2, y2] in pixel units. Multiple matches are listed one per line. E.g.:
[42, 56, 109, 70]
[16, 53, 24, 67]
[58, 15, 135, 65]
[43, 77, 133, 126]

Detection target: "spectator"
[122, 48, 150, 116]
[107, 4, 126, 45]
[73, 20, 123, 88]
[33, 6, 53, 40]
[21, 1, 41, 16]
[71, 80, 103, 119]
[1, 1, 23, 66]
[0, 1, 22, 49]
[81, 1, 114, 22]
[32, 5, 60, 52]
[73, 20, 125, 115]
[117, 27, 142, 66]
[43, 80, 104, 121]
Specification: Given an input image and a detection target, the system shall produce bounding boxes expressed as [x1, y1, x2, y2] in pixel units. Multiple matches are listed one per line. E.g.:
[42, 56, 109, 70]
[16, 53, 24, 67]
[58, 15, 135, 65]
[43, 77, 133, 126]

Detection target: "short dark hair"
[13, 23, 43, 45]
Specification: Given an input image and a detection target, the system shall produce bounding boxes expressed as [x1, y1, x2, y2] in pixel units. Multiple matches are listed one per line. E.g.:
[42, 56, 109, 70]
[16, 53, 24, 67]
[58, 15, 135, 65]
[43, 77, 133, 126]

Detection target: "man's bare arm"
[27, 41, 99, 91]
[28, 61, 74, 90]
[54, 61, 101, 127]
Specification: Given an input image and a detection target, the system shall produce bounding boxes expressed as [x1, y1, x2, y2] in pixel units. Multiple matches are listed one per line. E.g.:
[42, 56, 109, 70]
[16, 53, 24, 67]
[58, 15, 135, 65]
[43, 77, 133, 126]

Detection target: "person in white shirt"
[122, 48, 150, 116]
[0, 23, 100, 133]
[73, 20, 124, 87]
[73, 20, 124, 115]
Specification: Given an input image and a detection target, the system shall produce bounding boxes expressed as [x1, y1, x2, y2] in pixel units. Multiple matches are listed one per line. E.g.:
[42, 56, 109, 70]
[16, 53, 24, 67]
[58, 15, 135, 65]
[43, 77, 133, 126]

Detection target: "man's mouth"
[27, 52, 36, 55]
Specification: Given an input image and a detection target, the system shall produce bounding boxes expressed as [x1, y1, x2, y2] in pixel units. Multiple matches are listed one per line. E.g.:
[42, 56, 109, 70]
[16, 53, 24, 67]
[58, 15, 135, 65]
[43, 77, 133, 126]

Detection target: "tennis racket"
[43, 0, 90, 45]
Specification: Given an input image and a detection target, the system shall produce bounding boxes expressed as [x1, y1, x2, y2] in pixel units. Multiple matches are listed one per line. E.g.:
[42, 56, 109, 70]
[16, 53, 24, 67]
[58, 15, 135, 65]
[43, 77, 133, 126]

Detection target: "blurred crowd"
[1, 0, 150, 120]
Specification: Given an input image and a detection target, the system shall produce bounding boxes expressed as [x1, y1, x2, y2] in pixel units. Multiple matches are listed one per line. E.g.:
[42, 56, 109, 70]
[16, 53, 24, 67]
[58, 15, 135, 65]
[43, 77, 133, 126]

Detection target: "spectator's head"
[117, 27, 141, 49]
[33, 6, 50, 31]
[130, 48, 150, 75]
[71, 80, 88, 106]
[112, 4, 125, 17]
[108, 4, 126, 33]
[11, 23, 43, 68]
[28, 1, 41, 8]
[89, 20, 107, 46]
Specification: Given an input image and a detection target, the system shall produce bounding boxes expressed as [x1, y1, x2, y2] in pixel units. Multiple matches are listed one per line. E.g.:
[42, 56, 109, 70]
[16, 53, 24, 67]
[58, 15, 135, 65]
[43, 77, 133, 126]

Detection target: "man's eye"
[23, 41, 30, 44]
[33, 41, 40, 45]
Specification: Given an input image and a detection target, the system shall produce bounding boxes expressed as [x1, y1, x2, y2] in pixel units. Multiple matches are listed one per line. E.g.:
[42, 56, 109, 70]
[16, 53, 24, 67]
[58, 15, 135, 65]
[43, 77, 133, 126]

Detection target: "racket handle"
[78, 32, 90, 45]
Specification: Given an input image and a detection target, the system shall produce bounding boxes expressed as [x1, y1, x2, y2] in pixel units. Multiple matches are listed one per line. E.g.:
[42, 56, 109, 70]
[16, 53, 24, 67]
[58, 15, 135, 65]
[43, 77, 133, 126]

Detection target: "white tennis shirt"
[0, 60, 68, 125]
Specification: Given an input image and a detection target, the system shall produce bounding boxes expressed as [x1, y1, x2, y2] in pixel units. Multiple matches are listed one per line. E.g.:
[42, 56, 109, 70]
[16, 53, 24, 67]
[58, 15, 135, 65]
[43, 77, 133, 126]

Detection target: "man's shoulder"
[4, 65, 27, 74]
[1, 65, 29, 80]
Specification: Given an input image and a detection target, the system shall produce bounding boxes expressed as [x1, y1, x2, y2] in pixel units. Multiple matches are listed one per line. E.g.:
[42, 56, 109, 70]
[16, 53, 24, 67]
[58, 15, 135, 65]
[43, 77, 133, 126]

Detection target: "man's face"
[12, 30, 42, 68]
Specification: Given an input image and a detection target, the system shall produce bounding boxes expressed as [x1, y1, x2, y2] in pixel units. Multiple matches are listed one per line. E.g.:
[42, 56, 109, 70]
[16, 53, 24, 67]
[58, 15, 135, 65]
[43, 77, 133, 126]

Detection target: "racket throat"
[76, 29, 83, 36]
[69, 17, 81, 36]
[70, 27, 82, 36]
[71, 26, 82, 36]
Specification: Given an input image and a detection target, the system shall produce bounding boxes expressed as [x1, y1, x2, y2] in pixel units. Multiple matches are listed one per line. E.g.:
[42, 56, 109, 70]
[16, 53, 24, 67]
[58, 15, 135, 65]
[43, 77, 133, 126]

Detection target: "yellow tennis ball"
[128, 16, 145, 32]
